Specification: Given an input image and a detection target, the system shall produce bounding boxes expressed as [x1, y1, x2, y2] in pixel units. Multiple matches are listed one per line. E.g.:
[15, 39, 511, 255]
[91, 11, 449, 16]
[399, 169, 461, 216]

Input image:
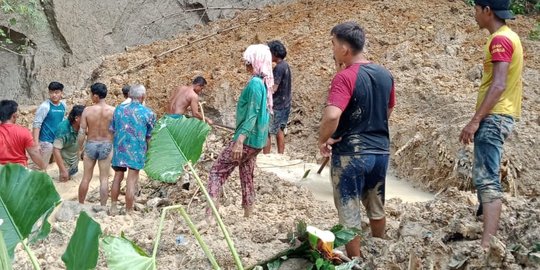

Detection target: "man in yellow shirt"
[459, 0, 523, 249]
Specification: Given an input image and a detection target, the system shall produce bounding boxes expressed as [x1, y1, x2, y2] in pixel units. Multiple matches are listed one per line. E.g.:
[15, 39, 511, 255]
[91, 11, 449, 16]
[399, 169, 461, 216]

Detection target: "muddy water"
[257, 154, 434, 204]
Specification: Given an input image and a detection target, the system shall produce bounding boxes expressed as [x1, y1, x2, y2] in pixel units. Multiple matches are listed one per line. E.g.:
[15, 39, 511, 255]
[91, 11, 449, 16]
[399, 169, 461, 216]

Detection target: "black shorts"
[112, 166, 128, 172]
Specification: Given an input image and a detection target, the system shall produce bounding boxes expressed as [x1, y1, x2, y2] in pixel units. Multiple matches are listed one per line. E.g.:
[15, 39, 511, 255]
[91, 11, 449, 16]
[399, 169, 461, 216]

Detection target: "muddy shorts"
[84, 141, 113, 161]
[39, 141, 54, 164]
[269, 107, 290, 135]
[473, 114, 514, 204]
[331, 154, 389, 229]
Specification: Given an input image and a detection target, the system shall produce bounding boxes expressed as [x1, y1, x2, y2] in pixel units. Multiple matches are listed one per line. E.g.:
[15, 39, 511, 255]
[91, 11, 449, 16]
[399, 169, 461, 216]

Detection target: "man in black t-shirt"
[263, 40, 292, 154]
[318, 22, 395, 258]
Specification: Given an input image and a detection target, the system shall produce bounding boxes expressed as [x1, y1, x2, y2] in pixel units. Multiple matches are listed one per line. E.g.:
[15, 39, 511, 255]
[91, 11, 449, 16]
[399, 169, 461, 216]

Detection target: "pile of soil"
[12, 0, 540, 269]
[13, 130, 540, 269]
[87, 0, 539, 196]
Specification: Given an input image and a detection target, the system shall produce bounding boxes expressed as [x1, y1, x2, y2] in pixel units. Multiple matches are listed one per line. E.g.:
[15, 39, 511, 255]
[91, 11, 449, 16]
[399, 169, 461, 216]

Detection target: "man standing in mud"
[78, 83, 115, 206]
[318, 22, 395, 258]
[263, 40, 292, 155]
[110, 84, 156, 214]
[168, 76, 213, 124]
[460, 0, 522, 249]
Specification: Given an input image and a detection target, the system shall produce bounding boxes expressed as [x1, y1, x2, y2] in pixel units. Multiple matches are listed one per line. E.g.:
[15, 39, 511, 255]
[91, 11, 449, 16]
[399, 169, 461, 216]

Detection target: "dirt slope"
[12, 0, 540, 269]
[88, 0, 540, 196]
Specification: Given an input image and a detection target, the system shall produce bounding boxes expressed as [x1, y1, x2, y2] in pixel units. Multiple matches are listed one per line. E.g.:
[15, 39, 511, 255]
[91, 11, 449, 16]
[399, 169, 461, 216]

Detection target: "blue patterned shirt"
[110, 102, 156, 170]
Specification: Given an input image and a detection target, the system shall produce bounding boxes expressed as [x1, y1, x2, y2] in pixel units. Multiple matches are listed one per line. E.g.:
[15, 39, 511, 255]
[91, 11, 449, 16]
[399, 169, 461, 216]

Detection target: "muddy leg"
[78, 155, 97, 204]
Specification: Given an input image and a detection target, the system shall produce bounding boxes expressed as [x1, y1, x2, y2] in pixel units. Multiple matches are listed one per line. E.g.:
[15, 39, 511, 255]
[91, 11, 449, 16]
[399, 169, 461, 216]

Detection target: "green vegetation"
[465, 0, 540, 14]
[0, 0, 42, 54]
[144, 116, 244, 269]
[254, 222, 361, 270]
[0, 164, 61, 269]
[0, 118, 238, 270]
[101, 233, 156, 270]
[61, 212, 102, 270]
[144, 116, 211, 183]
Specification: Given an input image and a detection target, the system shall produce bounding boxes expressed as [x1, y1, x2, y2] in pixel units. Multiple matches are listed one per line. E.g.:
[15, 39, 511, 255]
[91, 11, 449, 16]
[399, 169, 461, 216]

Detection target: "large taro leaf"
[101, 233, 155, 270]
[62, 211, 102, 270]
[0, 164, 61, 259]
[0, 229, 11, 270]
[144, 116, 211, 183]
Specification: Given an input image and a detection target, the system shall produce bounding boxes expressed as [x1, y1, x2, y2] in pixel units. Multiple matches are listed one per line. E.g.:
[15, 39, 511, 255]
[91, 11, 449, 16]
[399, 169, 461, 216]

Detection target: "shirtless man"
[168, 76, 213, 124]
[77, 83, 115, 206]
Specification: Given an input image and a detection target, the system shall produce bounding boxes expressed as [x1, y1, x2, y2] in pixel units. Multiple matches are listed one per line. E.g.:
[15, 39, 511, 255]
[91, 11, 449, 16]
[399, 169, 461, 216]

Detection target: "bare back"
[82, 102, 115, 141]
[169, 86, 196, 115]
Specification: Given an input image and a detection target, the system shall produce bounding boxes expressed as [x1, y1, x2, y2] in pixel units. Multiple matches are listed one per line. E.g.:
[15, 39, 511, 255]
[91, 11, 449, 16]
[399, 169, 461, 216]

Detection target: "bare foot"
[109, 203, 118, 216]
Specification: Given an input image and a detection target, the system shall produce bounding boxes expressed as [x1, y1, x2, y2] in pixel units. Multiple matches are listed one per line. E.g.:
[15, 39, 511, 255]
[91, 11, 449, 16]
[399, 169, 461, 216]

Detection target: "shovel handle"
[317, 157, 329, 174]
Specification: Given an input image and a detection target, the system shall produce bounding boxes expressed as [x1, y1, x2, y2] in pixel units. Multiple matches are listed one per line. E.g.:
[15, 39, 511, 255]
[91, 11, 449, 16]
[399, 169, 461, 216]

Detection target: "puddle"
[257, 154, 434, 204]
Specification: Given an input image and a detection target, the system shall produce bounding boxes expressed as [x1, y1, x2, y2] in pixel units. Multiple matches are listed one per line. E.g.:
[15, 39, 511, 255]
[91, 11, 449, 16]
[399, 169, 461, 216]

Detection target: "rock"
[146, 197, 163, 208]
[134, 203, 146, 212]
[55, 201, 92, 222]
[92, 205, 108, 213]
[466, 64, 482, 82]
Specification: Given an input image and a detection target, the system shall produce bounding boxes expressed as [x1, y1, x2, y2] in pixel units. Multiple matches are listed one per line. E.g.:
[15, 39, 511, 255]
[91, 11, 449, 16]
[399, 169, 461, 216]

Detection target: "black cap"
[475, 0, 515, 20]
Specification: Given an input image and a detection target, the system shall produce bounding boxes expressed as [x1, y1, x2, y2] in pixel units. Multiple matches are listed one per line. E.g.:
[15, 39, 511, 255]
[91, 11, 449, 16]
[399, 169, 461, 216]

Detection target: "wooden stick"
[183, 6, 261, 12]
[213, 123, 235, 131]
[198, 101, 206, 122]
[317, 157, 329, 174]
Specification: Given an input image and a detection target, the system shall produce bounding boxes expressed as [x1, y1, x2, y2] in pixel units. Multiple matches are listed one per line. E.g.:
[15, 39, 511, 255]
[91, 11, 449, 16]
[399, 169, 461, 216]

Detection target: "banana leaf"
[101, 233, 155, 270]
[0, 164, 61, 259]
[62, 211, 102, 270]
[0, 229, 12, 270]
[144, 116, 211, 183]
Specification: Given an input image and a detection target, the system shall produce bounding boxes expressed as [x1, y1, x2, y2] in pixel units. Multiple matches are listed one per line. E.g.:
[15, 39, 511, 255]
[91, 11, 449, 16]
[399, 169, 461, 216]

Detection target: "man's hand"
[232, 141, 243, 161]
[319, 137, 341, 157]
[206, 118, 214, 125]
[59, 169, 69, 182]
[460, 120, 480, 145]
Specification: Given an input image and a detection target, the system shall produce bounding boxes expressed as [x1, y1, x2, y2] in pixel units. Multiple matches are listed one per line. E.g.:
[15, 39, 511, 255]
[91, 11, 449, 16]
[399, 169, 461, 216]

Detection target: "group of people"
[206, 0, 523, 258]
[0, 82, 155, 214]
[0, 0, 523, 258]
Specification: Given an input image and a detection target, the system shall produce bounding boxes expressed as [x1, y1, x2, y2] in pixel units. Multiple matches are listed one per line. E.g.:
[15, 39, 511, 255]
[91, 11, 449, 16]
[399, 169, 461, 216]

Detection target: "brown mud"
[12, 0, 540, 269]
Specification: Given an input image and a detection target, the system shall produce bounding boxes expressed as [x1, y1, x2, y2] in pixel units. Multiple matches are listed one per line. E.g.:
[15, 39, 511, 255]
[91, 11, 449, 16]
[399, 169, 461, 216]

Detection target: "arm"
[318, 106, 343, 157]
[32, 102, 49, 145]
[317, 72, 352, 156]
[77, 110, 88, 151]
[26, 145, 46, 170]
[272, 63, 285, 94]
[52, 147, 68, 181]
[460, 62, 510, 144]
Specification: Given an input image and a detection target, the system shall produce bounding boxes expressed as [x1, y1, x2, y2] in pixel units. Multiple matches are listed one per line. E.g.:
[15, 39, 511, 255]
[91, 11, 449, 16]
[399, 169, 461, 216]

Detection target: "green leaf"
[330, 225, 360, 248]
[315, 257, 324, 269]
[0, 230, 12, 270]
[0, 164, 61, 259]
[144, 116, 211, 183]
[0, 29, 5, 37]
[8, 18, 16, 26]
[266, 259, 282, 270]
[335, 258, 360, 270]
[62, 211, 102, 270]
[101, 234, 155, 270]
